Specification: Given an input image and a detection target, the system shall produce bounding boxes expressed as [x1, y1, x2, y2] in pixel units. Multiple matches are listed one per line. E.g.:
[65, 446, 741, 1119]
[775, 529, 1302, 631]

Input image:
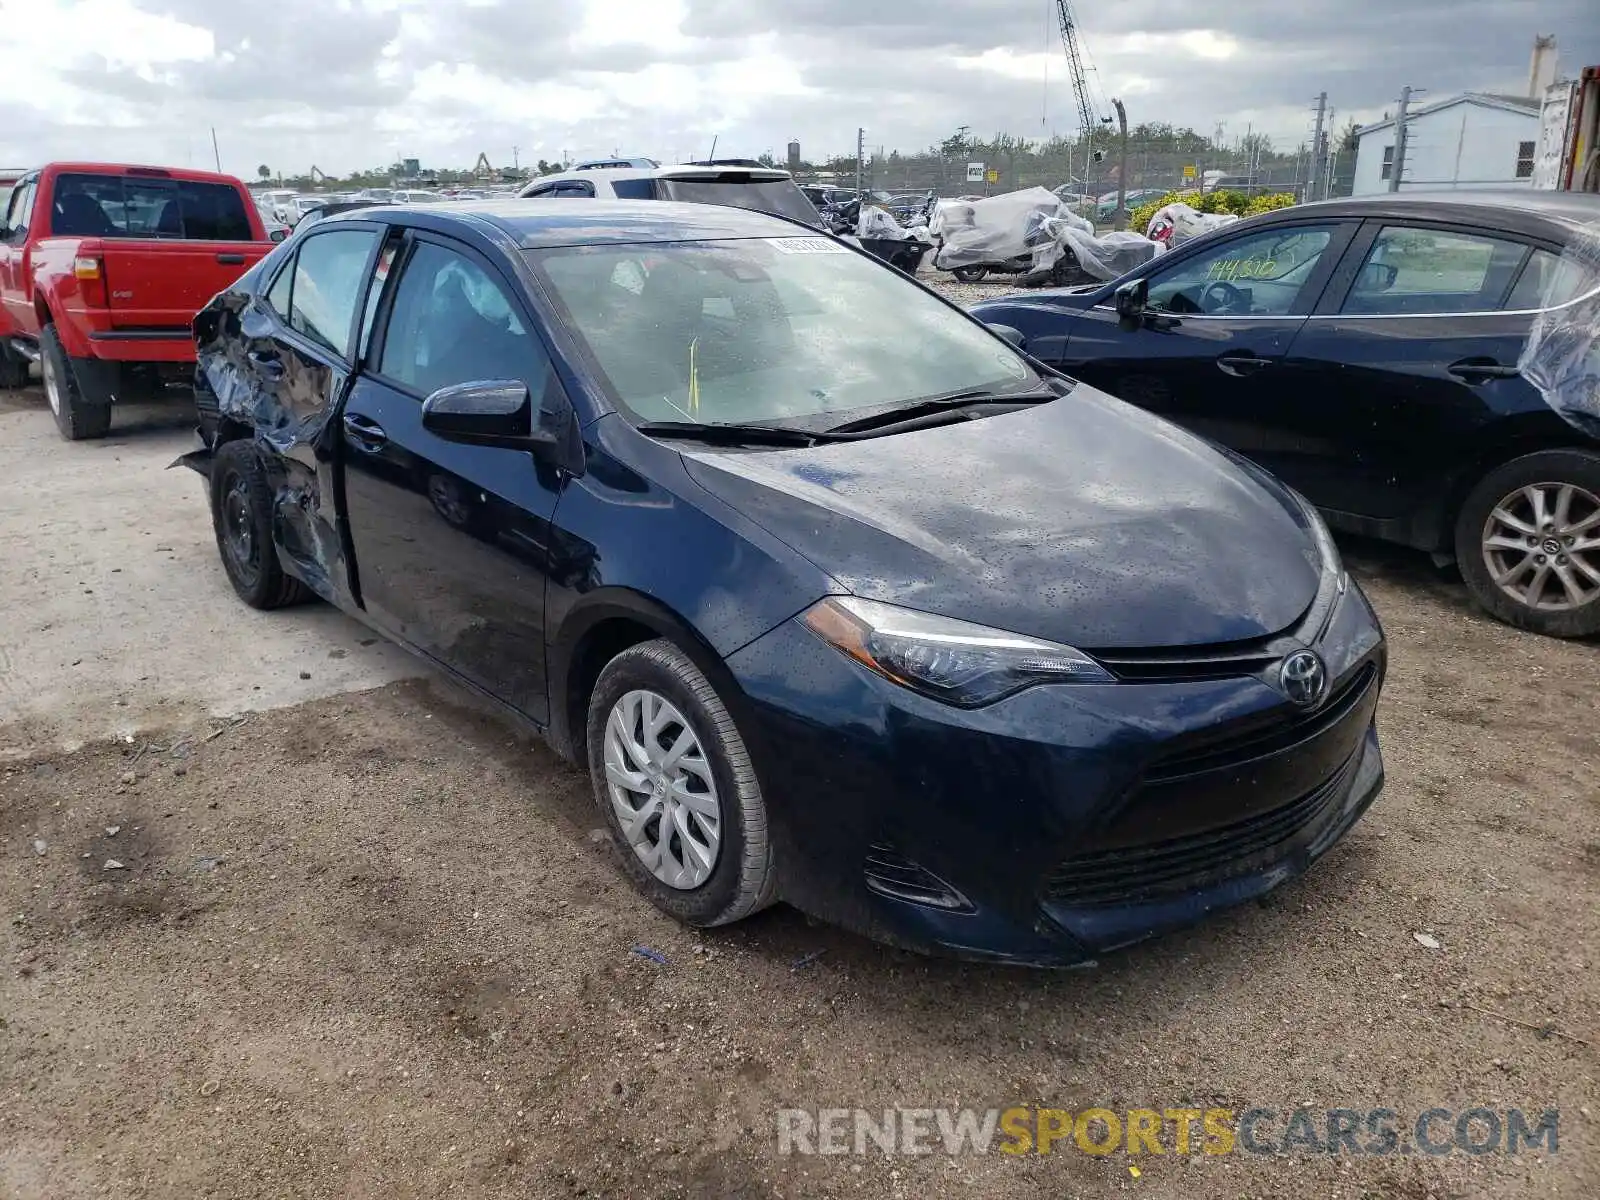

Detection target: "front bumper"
[723, 579, 1386, 967]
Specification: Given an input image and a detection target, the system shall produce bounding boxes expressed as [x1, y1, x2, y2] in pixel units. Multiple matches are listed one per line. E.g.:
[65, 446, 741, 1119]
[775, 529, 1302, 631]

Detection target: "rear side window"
[265, 254, 294, 317]
[609, 178, 657, 200]
[1505, 248, 1564, 311]
[1343, 227, 1530, 315]
[50, 173, 255, 241]
[288, 229, 379, 357]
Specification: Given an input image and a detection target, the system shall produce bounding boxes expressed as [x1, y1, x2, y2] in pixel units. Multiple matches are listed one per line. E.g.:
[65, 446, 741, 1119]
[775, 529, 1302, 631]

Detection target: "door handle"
[1447, 358, 1519, 383]
[1216, 353, 1274, 378]
[246, 349, 283, 378]
[343, 413, 389, 451]
[216, 252, 246, 265]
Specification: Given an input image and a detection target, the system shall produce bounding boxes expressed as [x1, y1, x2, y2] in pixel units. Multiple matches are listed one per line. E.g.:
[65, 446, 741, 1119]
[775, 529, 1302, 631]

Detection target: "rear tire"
[951, 266, 988, 283]
[1455, 449, 1600, 638]
[585, 639, 776, 928]
[209, 439, 313, 610]
[40, 325, 111, 441]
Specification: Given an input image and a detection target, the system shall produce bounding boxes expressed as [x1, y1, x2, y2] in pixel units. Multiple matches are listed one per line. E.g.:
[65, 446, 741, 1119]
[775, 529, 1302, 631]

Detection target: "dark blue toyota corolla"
[190, 199, 1385, 966]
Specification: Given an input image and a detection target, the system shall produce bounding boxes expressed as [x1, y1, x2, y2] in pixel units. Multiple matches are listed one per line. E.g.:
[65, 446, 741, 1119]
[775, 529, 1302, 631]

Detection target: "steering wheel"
[1199, 280, 1248, 314]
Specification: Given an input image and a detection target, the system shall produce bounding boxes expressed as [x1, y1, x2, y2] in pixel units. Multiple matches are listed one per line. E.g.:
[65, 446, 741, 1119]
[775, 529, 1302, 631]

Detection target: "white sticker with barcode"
[770, 236, 850, 255]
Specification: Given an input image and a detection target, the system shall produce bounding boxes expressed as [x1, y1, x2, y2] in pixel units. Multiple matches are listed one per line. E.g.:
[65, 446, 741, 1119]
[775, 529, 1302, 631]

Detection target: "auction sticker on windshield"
[770, 237, 850, 255]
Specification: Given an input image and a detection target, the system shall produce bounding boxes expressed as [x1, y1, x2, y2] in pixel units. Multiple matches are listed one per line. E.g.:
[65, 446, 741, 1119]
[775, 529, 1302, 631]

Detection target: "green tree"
[256, 165, 271, 181]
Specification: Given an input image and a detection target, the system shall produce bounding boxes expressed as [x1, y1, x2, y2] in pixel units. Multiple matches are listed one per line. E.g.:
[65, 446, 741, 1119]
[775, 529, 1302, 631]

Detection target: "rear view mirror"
[422, 380, 555, 451]
[1114, 278, 1148, 330]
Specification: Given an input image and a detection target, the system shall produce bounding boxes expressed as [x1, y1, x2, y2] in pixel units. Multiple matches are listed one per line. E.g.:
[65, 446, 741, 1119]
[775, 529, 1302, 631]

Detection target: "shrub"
[1127, 189, 1298, 235]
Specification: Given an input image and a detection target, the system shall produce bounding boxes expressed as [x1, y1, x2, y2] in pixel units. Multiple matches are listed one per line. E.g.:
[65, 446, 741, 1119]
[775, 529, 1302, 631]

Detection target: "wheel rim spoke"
[600, 687, 722, 891]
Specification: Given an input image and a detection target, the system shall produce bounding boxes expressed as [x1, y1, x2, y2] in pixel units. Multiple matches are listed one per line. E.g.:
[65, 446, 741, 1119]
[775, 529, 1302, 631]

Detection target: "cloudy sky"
[4, 0, 1597, 176]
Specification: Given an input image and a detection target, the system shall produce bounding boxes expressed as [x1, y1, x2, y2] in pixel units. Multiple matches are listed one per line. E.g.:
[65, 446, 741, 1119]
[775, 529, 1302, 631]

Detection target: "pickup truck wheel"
[1455, 449, 1600, 638]
[40, 325, 112, 441]
[586, 639, 777, 928]
[209, 440, 312, 610]
[0, 342, 27, 389]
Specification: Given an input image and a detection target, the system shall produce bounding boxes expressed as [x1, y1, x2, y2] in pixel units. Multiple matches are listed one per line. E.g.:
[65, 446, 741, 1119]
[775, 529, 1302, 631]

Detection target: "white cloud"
[0, 0, 1596, 176]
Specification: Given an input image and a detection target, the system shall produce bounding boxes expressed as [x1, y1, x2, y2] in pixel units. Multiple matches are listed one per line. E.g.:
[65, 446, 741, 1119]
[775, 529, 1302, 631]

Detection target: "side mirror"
[421, 380, 557, 452]
[269, 228, 288, 243]
[985, 322, 1026, 349]
[1114, 278, 1148, 331]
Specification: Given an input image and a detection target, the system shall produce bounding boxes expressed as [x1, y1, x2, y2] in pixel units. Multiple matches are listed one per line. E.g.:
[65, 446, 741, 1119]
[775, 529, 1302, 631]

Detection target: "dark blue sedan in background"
[189, 199, 1385, 966]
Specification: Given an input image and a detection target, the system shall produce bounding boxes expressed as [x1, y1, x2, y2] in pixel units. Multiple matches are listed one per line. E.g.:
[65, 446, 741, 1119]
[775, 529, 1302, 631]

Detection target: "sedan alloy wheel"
[1481, 482, 1600, 612]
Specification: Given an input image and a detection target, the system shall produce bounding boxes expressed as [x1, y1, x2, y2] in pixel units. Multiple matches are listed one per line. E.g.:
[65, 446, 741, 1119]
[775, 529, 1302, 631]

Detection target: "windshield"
[657, 178, 820, 227]
[530, 236, 1039, 428]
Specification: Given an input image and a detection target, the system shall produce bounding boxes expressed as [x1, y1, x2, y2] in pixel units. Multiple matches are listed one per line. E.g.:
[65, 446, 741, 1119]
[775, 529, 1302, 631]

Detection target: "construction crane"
[1055, 0, 1102, 142]
[1055, 0, 1112, 196]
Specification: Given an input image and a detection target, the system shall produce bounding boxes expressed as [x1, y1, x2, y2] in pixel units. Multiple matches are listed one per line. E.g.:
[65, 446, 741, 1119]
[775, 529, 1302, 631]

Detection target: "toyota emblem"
[1279, 649, 1327, 707]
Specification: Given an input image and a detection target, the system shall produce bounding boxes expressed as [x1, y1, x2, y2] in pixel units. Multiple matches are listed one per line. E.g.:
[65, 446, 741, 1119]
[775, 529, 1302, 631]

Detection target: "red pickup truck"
[0, 163, 274, 440]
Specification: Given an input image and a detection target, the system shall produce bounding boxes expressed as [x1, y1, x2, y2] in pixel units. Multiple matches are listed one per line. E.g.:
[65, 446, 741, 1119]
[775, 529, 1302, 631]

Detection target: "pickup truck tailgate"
[101, 241, 270, 328]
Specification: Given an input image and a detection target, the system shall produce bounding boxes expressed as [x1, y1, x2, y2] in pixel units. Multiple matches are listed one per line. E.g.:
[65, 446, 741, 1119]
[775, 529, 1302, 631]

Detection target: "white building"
[1352, 92, 1542, 195]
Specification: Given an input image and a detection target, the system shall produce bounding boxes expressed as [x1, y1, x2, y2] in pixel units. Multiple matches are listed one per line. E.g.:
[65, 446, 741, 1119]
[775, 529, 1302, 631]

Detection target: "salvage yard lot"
[2, 378, 1597, 1199]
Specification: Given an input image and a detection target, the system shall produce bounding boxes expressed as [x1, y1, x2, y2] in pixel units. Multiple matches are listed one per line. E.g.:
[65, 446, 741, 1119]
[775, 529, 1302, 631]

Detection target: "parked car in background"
[288, 195, 330, 224]
[1096, 187, 1168, 221]
[0, 162, 272, 440]
[391, 189, 443, 205]
[520, 164, 822, 228]
[186, 198, 1384, 966]
[971, 190, 1600, 636]
[294, 199, 392, 228]
[355, 188, 394, 203]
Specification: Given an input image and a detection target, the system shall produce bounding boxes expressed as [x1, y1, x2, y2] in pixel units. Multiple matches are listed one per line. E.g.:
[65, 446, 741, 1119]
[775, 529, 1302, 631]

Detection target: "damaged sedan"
[186, 199, 1386, 966]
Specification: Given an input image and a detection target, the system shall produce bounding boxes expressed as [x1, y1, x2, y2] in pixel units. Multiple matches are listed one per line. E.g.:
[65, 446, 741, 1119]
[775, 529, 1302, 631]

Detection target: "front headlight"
[801, 595, 1113, 707]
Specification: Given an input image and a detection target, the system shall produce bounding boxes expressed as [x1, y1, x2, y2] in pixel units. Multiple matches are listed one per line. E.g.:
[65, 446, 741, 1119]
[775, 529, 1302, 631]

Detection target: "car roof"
[327, 197, 816, 248]
[1262, 190, 1600, 238]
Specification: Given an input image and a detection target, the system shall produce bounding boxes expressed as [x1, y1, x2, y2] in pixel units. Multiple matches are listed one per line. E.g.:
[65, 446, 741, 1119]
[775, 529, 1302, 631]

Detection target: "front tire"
[209, 440, 312, 610]
[1455, 449, 1600, 638]
[40, 325, 111, 441]
[585, 639, 776, 927]
[951, 266, 988, 283]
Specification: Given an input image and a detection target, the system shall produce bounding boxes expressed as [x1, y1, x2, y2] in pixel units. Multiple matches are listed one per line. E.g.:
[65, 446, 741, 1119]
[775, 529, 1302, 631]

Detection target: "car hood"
[677, 387, 1322, 650]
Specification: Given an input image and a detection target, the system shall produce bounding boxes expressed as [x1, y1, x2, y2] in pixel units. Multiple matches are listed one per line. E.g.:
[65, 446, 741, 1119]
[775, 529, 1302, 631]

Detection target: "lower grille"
[1042, 757, 1356, 908]
[864, 845, 973, 912]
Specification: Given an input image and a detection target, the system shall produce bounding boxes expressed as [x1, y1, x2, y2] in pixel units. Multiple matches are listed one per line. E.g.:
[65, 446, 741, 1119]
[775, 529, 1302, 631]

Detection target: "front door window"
[1145, 227, 1337, 317]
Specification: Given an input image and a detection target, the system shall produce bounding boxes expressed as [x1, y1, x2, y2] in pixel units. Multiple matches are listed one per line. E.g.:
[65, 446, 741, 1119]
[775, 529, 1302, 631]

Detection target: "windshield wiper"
[636, 420, 840, 447]
[824, 388, 1057, 435]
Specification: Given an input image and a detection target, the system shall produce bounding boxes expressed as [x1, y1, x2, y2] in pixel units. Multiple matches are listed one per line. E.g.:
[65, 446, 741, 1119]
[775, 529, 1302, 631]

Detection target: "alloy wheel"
[602, 688, 721, 890]
[42, 351, 61, 416]
[1481, 482, 1600, 612]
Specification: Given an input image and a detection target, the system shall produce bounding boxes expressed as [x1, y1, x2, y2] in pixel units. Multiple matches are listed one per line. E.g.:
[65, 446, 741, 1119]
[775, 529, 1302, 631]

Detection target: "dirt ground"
[2, 373, 1598, 1199]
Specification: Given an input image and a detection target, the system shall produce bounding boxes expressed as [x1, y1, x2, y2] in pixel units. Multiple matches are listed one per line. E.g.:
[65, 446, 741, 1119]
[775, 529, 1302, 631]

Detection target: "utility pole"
[1390, 86, 1414, 192]
[512, 145, 520, 170]
[855, 127, 864, 199]
[1112, 98, 1129, 229]
[1309, 92, 1328, 202]
[210, 126, 221, 173]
